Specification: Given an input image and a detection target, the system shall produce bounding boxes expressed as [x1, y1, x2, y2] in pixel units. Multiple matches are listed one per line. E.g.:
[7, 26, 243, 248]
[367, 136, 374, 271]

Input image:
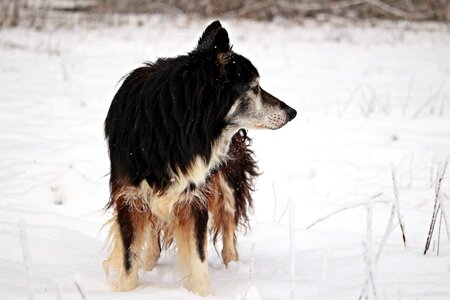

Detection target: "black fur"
[104, 21, 259, 197]
[117, 204, 134, 272]
[193, 205, 209, 262]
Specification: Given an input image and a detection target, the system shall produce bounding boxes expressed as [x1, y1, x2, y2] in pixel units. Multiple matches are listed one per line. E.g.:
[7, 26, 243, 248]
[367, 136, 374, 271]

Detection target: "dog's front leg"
[221, 212, 238, 267]
[174, 203, 210, 296]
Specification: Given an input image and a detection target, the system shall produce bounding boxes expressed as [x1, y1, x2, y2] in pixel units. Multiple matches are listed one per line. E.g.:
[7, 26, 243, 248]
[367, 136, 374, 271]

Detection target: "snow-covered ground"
[1, 16, 450, 299]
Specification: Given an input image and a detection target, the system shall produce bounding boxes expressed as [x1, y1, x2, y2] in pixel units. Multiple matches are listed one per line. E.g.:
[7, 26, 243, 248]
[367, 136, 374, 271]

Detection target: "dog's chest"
[185, 134, 232, 187]
[149, 130, 235, 221]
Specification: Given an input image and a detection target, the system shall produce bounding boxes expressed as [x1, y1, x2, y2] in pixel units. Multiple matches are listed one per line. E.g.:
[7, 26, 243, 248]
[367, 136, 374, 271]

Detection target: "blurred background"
[1, 1, 450, 300]
[1, 0, 450, 27]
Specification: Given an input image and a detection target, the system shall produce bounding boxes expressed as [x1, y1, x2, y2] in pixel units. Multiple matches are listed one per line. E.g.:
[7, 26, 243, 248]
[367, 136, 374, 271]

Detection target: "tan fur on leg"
[103, 216, 139, 291]
[221, 215, 238, 267]
[207, 173, 240, 267]
[173, 204, 210, 296]
[104, 208, 152, 291]
[142, 214, 161, 271]
[217, 174, 239, 266]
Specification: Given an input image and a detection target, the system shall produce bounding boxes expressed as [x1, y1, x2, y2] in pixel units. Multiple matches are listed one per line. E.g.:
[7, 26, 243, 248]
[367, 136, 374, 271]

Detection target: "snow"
[1, 16, 450, 299]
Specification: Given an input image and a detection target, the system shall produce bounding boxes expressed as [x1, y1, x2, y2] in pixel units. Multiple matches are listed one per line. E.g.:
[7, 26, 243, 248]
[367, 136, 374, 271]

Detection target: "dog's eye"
[251, 85, 260, 94]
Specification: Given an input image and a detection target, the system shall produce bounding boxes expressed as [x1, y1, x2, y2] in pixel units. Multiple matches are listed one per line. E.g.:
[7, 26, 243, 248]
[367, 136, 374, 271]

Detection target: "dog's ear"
[213, 28, 231, 69]
[197, 21, 231, 68]
[212, 28, 230, 54]
[197, 20, 222, 50]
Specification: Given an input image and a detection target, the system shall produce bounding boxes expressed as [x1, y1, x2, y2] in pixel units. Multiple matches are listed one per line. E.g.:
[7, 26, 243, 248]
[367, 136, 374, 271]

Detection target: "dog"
[103, 20, 297, 296]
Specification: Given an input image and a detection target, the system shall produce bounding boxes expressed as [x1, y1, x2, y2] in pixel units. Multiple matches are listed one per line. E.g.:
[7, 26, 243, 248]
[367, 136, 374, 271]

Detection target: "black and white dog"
[104, 20, 296, 296]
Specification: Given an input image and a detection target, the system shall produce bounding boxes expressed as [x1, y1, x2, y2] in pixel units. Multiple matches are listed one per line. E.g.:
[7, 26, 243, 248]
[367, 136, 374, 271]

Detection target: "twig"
[277, 198, 291, 224]
[19, 220, 35, 300]
[306, 193, 385, 230]
[439, 193, 450, 244]
[392, 169, 407, 249]
[376, 168, 409, 262]
[437, 209, 443, 256]
[430, 164, 439, 188]
[74, 279, 86, 300]
[376, 202, 396, 261]
[359, 199, 378, 300]
[412, 82, 445, 118]
[424, 159, 448, 255]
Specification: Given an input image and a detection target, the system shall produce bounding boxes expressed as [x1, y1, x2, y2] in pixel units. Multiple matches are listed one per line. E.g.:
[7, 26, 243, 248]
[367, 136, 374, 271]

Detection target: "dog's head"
[196, 20, 297, 131]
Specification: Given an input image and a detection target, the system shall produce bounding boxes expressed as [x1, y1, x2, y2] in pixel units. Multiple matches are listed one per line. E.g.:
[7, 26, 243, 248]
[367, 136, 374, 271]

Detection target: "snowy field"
[1, 16, 450, 299]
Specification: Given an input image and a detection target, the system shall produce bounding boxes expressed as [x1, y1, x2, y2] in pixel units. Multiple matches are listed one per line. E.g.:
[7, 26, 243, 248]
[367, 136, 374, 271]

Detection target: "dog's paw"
[142, 250, 160, 271]
[111, 272, 138, 292]
[225, 260, 241, 271]
[111, 271, 138, 292]
[222, 248, 239, 268]
[105, 262, 138, 292]
[143, 260, 157, 271]
[183, 274, 211, 297]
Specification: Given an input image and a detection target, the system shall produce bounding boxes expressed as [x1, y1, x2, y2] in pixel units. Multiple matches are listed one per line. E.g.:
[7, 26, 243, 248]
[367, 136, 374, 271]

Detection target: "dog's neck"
[211, 125, 240, 168]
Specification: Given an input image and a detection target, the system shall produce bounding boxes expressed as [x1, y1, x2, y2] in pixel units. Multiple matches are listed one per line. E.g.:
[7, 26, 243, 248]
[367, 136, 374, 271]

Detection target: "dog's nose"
[286, 107, 297, 121]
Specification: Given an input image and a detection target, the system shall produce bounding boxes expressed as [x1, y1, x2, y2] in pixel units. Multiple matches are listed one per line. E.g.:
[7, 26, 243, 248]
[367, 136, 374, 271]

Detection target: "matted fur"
[103, 20, 296, 296]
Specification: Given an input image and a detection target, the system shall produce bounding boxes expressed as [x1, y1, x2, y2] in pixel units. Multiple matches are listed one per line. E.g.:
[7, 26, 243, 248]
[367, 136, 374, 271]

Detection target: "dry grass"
[1, 0, 448, 29]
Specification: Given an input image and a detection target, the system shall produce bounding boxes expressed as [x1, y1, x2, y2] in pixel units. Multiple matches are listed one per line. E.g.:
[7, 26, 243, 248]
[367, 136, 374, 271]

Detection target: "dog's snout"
[277, 99, 297, 122]
[286, 107, 297, 121]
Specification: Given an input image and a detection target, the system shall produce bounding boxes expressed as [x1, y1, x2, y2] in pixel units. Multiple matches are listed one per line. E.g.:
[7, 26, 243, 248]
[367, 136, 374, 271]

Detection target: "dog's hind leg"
[104, 186, 151, 291]
[142, 214, 161, 271]
[173, 202, 210, 296]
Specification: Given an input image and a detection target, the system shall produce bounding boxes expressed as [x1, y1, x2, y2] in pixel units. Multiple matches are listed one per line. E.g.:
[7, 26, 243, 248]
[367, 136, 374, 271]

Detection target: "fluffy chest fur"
[143, 126, 237, 221]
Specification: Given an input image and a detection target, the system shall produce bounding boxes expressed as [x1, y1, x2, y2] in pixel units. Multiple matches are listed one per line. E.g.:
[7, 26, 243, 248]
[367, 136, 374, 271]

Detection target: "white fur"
[118, 180, 152, 212]
[218, 173, 236, 215]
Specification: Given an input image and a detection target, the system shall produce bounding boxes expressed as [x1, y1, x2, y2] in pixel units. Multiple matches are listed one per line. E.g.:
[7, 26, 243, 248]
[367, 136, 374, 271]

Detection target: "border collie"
[103, 20, 296, 296]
